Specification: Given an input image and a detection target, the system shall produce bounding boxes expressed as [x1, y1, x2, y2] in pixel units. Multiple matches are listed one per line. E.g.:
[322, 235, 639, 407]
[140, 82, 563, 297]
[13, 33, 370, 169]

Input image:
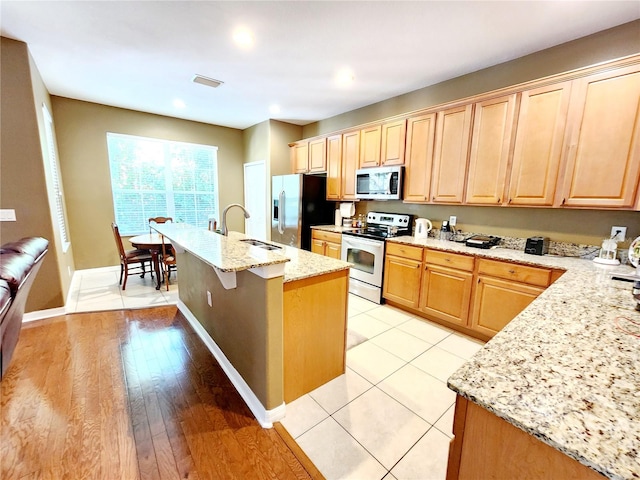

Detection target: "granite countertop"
[311, 224, 357, 234]
[153, 223, 350, 284]
[388, 236, 639, 479]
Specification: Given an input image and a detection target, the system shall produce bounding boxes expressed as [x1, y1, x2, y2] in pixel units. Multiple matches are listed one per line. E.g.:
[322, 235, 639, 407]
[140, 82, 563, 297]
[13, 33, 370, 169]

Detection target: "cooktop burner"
[342, 212, 413, 240]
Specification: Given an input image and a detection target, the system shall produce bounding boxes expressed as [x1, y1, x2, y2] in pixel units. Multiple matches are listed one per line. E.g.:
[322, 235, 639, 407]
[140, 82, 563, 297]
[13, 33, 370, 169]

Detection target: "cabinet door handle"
[497, 198, 501, 203]
[445, 258, 451, 262]
[508, 269, 516, 274]
[561, 198, 566, 205]
[425, 266, 428, 271]
[415, 265, 420, 269]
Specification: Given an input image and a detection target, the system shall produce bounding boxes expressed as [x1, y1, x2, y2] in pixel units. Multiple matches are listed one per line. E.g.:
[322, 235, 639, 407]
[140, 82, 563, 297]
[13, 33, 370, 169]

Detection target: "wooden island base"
[447, 396, 605, 480]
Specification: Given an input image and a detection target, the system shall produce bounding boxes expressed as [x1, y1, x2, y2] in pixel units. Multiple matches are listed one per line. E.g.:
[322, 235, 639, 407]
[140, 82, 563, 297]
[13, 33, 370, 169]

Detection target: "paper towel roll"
[334, 209, 342, 226]
[340, 202, 355, 218]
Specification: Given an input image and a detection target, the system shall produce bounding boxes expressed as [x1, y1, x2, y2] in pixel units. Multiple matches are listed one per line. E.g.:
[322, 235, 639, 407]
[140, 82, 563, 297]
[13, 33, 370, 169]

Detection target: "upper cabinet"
[342, 130, 360, 200]
[508, 82, 572, 206]
[431, 104, 473, 204]
[291, 141, 309, 173]
[558, 65, 640, 208]
[465, 94, 518, 205]
[403, 113, 436, 203]
[291, 138, 326, 174]
[326, 134, 343, 200]
[359, 125, 382, 168]
[381, 119, 407, 166]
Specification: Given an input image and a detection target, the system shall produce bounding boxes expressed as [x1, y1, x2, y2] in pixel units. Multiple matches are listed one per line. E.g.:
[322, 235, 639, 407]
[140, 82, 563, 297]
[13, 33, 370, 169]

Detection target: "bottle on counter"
[440, 220, 451, 241]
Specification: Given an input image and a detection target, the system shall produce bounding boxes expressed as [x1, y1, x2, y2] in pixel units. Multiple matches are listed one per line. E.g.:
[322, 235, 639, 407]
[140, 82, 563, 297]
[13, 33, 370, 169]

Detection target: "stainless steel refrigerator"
[271, 174, 334, 250]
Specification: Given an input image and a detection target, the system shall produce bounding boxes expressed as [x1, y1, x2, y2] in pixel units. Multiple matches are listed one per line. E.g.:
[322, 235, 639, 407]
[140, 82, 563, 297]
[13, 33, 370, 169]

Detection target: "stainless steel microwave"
[355, 166, 403, 200]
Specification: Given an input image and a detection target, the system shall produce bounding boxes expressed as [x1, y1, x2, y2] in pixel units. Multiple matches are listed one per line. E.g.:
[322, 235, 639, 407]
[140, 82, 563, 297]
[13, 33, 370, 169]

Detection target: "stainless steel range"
[341, 212, 413, 303]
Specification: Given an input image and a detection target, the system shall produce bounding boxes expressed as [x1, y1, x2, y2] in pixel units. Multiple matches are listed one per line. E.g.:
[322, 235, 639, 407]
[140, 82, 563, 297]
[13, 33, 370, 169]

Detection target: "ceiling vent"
[192, 75, 224, 88]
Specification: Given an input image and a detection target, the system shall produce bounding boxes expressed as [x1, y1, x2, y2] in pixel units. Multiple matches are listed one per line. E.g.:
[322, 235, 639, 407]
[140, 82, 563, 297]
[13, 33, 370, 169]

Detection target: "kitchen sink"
[239, 239, 282, 250]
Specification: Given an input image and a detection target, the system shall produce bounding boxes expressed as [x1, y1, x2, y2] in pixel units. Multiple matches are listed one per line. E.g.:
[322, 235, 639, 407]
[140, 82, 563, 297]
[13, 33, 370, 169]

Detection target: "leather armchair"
[0, 237, 48, 379]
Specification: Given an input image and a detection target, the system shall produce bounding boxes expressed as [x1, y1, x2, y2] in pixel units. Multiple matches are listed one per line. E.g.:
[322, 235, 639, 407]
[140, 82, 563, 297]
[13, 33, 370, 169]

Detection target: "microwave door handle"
[278, 190, 285, 234]
[386, 173, 392, 194]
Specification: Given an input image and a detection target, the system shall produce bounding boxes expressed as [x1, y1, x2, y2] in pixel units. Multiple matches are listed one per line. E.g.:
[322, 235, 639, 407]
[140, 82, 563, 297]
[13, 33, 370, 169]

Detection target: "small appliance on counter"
[525, 236, 549, 256]
[465, 235, 501, 249]
[415, 218, 432, 240]
[593, 237, 620, 265]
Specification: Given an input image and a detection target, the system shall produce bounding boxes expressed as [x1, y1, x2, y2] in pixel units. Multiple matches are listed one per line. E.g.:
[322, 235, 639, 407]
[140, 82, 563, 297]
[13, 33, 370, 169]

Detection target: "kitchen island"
[153, 223, 350, 427]
[387, 236, 639, 479]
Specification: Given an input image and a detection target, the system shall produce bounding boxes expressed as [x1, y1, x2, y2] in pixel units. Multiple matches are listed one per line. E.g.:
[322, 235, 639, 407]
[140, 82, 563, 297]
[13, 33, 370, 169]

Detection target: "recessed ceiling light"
[233, 26, 254, 48]
[173, 99, 186, 109]
[335, 67, 355, 86]
[269, 104, 281, 115]
[193, 74, 224, 88]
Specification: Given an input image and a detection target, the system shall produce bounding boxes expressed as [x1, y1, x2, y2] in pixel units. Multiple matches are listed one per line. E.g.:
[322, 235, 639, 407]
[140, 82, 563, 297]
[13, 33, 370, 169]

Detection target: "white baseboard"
[23, 307, 67, 323]
[177, 300, 285, 428]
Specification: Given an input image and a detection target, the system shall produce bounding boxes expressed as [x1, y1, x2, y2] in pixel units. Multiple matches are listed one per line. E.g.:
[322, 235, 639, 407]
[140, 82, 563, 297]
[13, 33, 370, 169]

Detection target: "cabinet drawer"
[312, 230, 342, 244]
[477, 259, 551, 287]
[424, 249, 474, 271]
[386, 242, 423, 261]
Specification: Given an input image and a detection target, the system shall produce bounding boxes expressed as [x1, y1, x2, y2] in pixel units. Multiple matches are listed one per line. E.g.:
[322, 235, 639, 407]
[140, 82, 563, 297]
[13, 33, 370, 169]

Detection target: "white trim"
[249, 263, 286, 279]
[177, 299, 285, 428]
[213, 267, 237, 289]
[23, 307, 67, 323]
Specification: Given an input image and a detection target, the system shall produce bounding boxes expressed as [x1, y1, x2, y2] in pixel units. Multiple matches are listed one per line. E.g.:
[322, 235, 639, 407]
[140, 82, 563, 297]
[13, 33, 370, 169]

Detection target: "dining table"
[129, 233, 171, 290]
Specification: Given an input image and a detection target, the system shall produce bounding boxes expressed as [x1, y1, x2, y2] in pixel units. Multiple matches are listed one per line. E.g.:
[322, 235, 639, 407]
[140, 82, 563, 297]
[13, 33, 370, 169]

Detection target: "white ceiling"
[2, 1, 639, 130]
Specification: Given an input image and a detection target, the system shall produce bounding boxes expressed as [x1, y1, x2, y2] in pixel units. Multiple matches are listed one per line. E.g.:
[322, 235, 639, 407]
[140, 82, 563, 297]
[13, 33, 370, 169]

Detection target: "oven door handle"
[344, 236, 384, 249]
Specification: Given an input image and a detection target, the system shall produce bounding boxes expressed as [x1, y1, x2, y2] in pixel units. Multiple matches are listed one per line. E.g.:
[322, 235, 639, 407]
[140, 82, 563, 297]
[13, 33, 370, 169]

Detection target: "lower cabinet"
[311, 230, 342, 259]
[420, 250, 474, 326]
[383, 243, 423, 308]
[382, 244, 563, 339]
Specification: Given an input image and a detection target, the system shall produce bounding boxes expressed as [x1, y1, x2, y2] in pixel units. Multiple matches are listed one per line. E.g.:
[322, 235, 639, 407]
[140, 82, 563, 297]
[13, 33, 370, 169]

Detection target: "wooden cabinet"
[431, 104, 474, 203]
[311, 230, 342, 259]
[559, 65, 640, 208]
[508, 82, 572, 206]
[419, 250, 474, 326]
[470, 258, 553, 337]
[308, 138, 327, 173]
[381, 119, 407, 166]
[383, 243, 424, 308]
[341, 130, 360, 200]
[403, 113, 436, 202]
[359, 125, 382, 168]
[291, 138, 326, 173]
[326, 134, 342, 200]
[447, 396, 605, 480]
[465, 94, 518, 205]
[291, 141, 309, 173]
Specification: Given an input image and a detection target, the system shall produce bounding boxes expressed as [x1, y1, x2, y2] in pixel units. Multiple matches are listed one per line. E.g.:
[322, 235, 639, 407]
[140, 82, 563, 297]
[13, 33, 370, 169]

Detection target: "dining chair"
[111, 222, 154, 290]
[160, 234, 177, 291]
[148, 216, 173, 234]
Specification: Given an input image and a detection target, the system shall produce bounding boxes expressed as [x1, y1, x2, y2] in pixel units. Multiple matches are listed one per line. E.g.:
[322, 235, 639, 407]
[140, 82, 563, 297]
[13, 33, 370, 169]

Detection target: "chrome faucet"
[220, 204, 251, 236]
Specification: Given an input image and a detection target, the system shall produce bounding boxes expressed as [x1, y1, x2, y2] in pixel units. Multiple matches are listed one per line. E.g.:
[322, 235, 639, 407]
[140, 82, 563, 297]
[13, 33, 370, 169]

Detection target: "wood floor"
[1, 306, 316, 480]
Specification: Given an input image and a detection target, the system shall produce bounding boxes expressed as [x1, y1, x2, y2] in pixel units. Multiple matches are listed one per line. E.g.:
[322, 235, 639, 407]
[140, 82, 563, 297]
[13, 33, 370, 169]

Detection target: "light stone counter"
[388, 235, 639, 479]
[153, 223, 350, 283]
[311, 224, 357, 234]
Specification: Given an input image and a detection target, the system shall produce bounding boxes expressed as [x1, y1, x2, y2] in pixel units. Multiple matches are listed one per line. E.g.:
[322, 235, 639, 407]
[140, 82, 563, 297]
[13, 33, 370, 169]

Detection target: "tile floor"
[65, 267, 485, 480]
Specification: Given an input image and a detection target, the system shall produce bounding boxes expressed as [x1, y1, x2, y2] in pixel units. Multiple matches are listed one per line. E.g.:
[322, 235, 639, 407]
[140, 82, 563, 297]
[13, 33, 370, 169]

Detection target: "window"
[107, 133, 219, 235]
[42, 104, 71, 252]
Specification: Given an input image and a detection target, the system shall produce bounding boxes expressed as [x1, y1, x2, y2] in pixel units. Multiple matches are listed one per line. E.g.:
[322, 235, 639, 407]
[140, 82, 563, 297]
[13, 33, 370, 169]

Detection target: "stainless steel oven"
[341, 212, 412, 303]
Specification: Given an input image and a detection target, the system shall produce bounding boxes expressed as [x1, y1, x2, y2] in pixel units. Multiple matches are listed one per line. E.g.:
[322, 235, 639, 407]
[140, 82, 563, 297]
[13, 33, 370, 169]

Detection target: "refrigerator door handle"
[278, 190, 285, 234]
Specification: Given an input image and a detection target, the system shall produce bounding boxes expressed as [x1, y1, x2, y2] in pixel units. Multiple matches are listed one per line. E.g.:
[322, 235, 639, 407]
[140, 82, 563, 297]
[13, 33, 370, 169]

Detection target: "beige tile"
[296, 417, 387, 480]
[309, 368, 373, 414]
[390, 427, 450, 480]
[348, 312, 393, 340]
[366, 304, 414, 326]
[347, 342, 406, 385]
[378, 364, 455, 425]
[398, 318, 452, 345]
[436, 333, 485, 360]
[370, 328, 431, 362]
[411, 346, 468, 383]
[434, 404, 455, 439]
[280, 394, 329, 439]
[75, 297, 125, 312]
[333, 387, 429, 470]
[348, 294, 380, 313]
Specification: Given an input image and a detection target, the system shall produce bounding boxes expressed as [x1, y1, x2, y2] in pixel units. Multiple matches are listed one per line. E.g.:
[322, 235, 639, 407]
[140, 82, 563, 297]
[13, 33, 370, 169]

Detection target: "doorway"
[243, 161, 267, 241]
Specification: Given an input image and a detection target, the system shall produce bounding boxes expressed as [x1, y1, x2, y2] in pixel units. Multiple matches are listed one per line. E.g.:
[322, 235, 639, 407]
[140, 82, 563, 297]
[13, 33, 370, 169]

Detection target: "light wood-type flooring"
[1, 306, 317, 479]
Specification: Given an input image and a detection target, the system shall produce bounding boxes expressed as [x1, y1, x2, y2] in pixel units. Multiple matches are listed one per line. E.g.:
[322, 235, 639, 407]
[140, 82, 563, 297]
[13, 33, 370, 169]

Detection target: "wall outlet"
[449, 216, 457, 227]
[611, 226, 627, 242]
[207, 290, 212, 307]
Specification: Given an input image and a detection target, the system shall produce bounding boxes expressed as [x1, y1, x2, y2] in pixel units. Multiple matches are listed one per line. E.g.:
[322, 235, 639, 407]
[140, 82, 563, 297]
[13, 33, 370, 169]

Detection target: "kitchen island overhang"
[153, 223, 350, 428]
